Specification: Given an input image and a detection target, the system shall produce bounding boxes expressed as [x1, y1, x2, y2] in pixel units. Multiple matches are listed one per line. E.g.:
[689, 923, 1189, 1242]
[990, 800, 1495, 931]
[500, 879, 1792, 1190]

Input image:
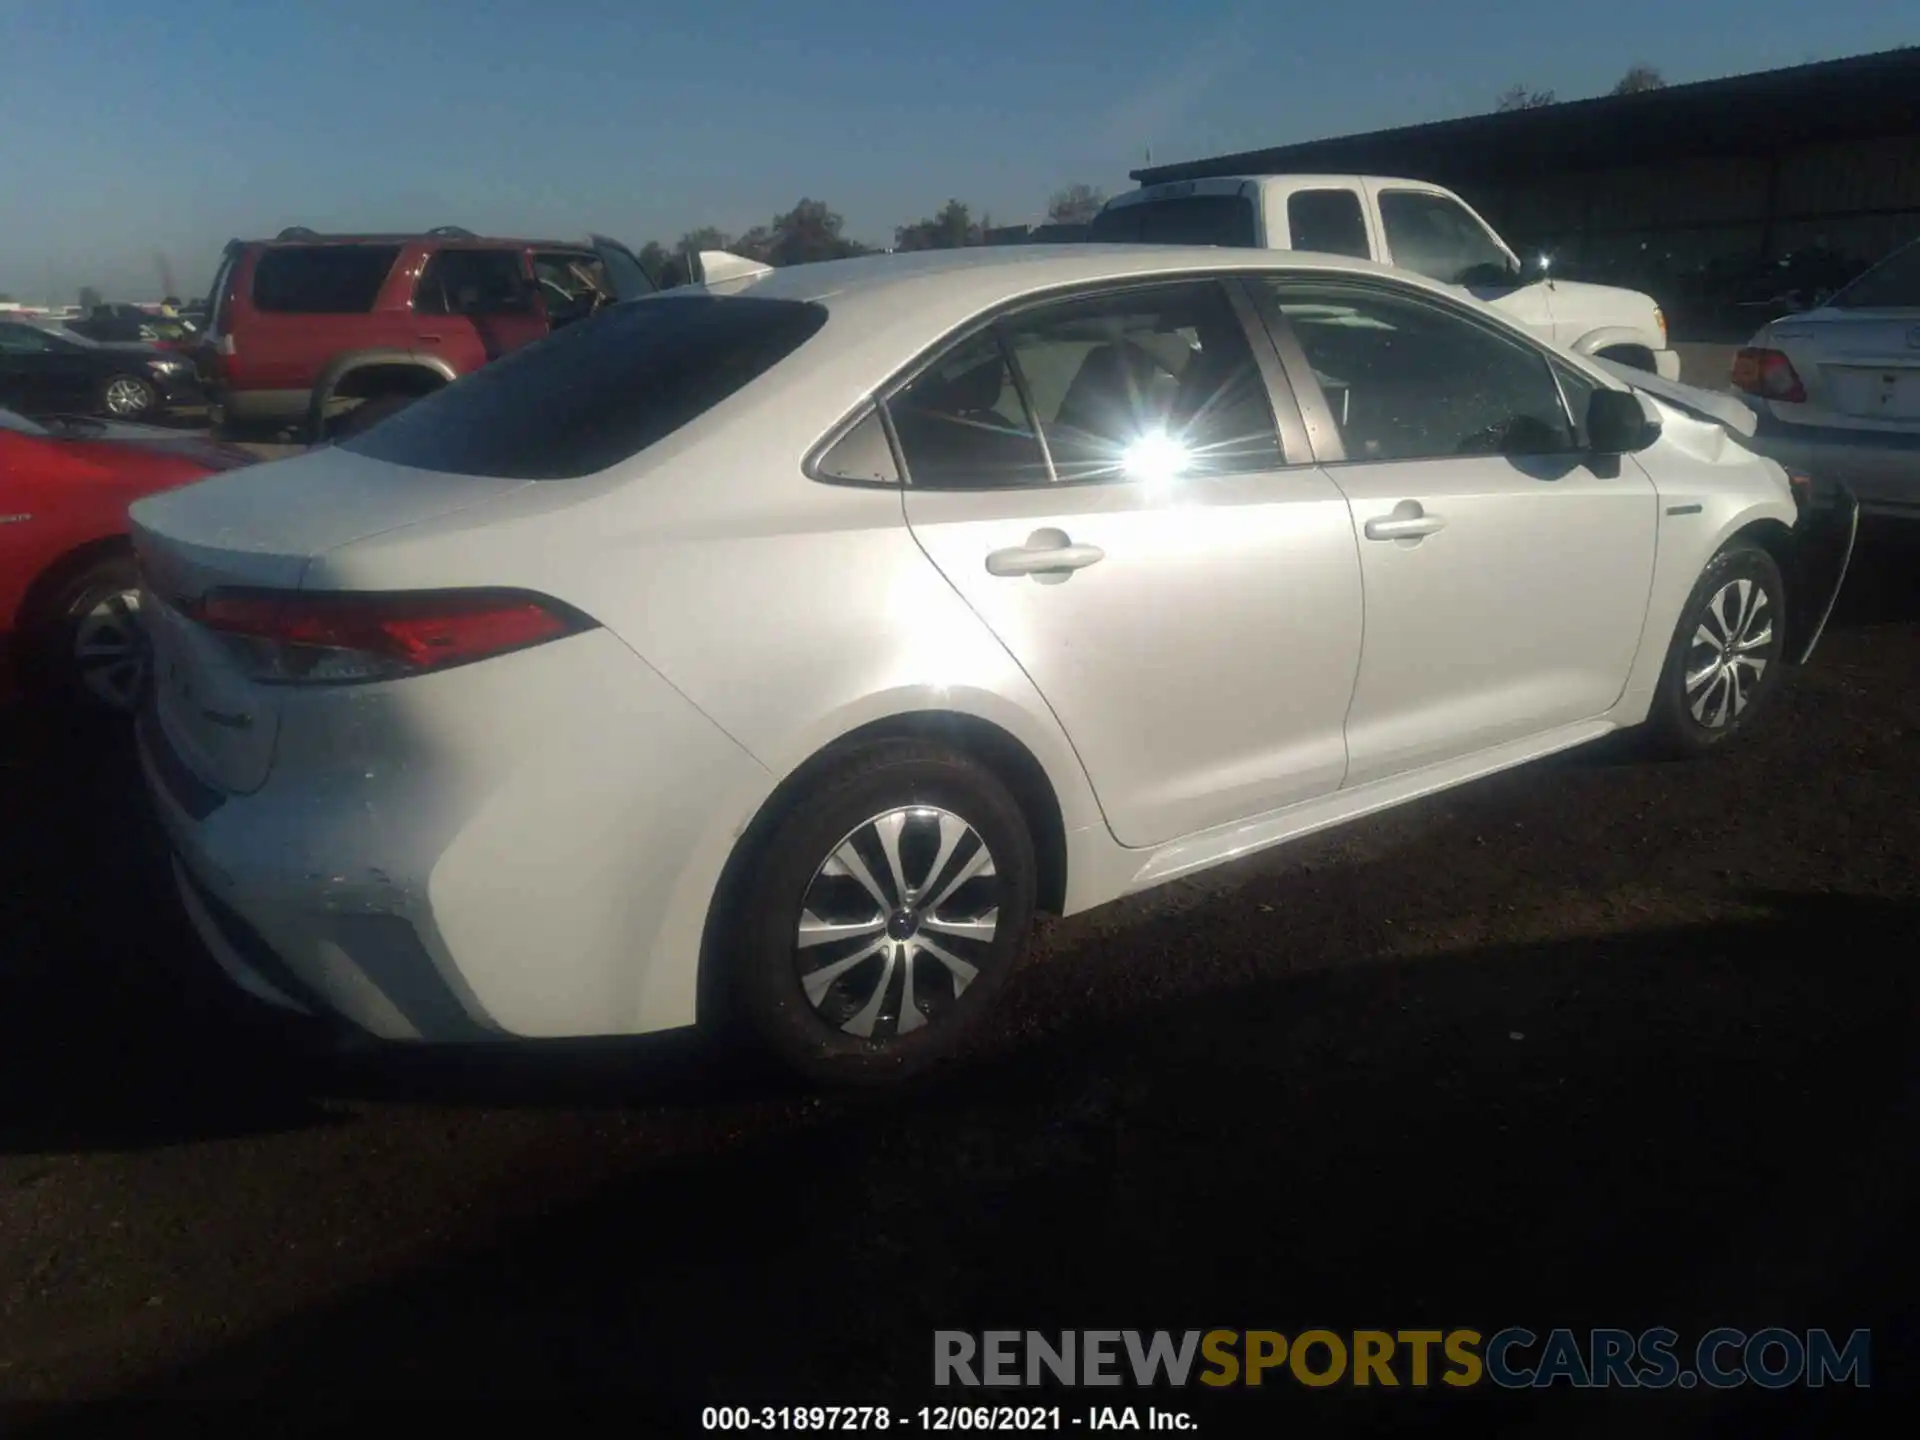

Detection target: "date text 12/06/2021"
[702, 1407, 1189, 1431]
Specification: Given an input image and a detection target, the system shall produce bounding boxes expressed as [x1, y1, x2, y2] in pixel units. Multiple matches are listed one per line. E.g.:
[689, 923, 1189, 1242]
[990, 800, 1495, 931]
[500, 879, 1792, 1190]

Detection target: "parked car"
[0, 407, 254, 711]
[130, 245, 1854, 1083]
[0, 319, 206, 422]
[196, 226, 663, 439]
[65, 304, 201, 350]
[1090, 176, 1681, 379]
[1731, 235, 1920, 520]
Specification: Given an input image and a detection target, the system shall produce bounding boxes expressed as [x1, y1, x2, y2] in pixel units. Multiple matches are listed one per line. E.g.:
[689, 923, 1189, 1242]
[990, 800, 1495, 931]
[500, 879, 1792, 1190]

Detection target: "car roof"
[712, 242, 1422, 318]
[241, 234, 590, 250]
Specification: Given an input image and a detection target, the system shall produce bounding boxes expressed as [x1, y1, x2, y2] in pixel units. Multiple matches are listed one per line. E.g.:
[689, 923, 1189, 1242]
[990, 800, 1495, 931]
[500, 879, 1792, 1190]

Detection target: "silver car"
[1733, 236, 1920, 519]
[131, 246, 1856, 1083]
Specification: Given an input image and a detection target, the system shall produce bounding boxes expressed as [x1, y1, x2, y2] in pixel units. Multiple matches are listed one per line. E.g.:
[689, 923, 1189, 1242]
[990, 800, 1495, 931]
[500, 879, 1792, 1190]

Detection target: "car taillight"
[1731, 347, 1806, 403]
[188, 588, 595, 684]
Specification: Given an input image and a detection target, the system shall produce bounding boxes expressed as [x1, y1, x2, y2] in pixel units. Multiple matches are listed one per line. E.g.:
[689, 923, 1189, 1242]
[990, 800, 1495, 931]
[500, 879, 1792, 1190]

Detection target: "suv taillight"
[1731, 347, 1806, 403]
[188, 588, 596, 684]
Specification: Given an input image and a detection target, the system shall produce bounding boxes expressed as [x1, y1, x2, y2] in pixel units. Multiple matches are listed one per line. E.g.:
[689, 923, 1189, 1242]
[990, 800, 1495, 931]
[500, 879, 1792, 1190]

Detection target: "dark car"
[198, 226, 656, 439]
[64, 304, 202, 351]
[0, 319, 207, 422]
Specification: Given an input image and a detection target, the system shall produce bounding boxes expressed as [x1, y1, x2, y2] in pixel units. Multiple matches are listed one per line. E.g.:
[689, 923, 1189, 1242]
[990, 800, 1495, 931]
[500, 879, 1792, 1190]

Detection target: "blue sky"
[0, 0, 1909, 300]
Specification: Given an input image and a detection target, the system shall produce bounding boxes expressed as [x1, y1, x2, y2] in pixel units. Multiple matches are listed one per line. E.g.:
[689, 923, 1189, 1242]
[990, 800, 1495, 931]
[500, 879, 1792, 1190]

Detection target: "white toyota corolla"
[131, 246, 1857, 1081]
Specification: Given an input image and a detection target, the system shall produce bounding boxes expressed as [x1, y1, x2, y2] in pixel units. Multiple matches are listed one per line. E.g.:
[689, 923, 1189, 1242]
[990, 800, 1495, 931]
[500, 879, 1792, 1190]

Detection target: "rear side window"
[1286, 190, 1371, 259]
[251, 245, 401, 314]
[340, 295, 828, 480]
[415, 249, 533, 316]
[1087, 196, 1258, 248]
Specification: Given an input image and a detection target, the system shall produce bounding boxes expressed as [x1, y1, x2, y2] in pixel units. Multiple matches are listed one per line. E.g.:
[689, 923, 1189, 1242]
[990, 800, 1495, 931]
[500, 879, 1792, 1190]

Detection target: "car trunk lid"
[1773, 310, 1920, 425]
[129, 448, 527, 794]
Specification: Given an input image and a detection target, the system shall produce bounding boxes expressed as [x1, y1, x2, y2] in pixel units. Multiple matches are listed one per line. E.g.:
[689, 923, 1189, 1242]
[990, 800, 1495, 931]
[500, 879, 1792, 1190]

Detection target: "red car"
[199, 228, 655, 439]
[1, 407, 256, 712]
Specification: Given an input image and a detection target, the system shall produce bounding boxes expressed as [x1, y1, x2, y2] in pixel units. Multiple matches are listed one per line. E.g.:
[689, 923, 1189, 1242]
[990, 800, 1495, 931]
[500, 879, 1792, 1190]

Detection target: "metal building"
[1129, 47, 1920, 339]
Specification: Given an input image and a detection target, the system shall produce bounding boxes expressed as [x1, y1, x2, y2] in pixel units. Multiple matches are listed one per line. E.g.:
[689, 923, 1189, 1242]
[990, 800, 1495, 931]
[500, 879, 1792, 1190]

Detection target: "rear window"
[1087, 195, 1259, 248]
[251, 245, 401, 313]
[1830, 239, 1920, 309]
[340, 295, 828, 480]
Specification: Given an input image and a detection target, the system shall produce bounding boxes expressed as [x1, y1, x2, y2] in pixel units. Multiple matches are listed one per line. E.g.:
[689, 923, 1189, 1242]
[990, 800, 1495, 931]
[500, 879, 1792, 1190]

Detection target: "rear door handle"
[416, 334, 443, 343]
[1364, 501, 1446, 542]
[985, 528, 1106, 581]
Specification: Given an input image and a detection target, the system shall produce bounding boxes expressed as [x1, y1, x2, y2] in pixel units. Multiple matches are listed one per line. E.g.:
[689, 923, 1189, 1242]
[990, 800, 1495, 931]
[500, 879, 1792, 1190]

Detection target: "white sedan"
[130, 246, 1856, 1082]
[1731, 235, 1920, 520]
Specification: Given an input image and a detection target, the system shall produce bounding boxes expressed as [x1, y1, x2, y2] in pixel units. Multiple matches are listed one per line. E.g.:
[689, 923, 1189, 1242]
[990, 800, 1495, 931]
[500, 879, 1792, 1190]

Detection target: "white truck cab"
[1092, 175, 1681, 380]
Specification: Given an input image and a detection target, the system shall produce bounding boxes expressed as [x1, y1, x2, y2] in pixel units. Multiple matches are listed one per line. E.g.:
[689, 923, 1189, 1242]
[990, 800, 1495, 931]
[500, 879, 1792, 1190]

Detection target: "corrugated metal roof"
[1131, 46, 1920, 188]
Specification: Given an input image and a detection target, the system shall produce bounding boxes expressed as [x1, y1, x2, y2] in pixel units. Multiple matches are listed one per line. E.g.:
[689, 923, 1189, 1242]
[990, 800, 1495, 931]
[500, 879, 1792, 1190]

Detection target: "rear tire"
[720, 740, 1037, 1086]
[1642, 539, 1787, 759]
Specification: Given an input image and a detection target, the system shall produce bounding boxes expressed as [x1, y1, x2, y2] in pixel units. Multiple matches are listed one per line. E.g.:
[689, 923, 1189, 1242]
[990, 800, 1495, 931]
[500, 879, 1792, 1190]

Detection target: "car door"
[412, 248, 549, 369]
[1245, 275, 1657, 789]
[1368, 183, 1555, 336]
[895, 277, 1365, 849]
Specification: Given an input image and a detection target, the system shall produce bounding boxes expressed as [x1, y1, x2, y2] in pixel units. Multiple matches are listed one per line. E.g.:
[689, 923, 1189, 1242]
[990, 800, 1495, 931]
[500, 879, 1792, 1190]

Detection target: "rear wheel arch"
[308, 352, 454, 437]
[694, 710, 1070, 1029]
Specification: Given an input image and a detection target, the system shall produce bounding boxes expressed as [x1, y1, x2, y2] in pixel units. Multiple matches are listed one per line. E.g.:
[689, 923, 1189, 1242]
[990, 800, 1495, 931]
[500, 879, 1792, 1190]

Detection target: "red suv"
[198, 227, 656, 439]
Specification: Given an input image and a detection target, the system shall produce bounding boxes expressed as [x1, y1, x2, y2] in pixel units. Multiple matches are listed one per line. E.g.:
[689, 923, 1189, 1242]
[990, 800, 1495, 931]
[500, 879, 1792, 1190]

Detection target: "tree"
[894, 199, 979, 251]
[0, 293, 12, 304]
[1046, 183, 1107, 226]
[674, 226, 732, 260]
[1611, 64, 1666, 95]
[1495, 84, 1556, 111]
[636, 240, 671, 282]
[78, 285, 103, 311]
[763, 198, 868, 266]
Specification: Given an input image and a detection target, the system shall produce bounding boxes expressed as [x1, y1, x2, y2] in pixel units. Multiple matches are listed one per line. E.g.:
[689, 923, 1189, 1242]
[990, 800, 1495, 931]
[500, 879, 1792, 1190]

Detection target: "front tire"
[99, 374, 157, 420]
[27, 553, 148, 715]
[1643, 539, 1787, 758]
[723, 740, 1037, 1085]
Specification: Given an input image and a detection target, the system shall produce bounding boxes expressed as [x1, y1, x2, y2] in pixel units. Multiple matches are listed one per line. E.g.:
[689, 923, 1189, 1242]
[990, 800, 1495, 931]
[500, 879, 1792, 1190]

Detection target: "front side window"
[1287, 189, 1371, 259]
[1255, 280, 1578, 462]
[252, 245, 400, 313]
[415, 249, 533, 317]
[1377, 191, 1516, 288]
[339, 295, 827, 480]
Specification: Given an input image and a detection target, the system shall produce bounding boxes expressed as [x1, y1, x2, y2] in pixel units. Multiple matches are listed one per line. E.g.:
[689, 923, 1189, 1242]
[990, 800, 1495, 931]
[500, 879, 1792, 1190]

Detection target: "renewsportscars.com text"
[934, 1328, 1871, 1390]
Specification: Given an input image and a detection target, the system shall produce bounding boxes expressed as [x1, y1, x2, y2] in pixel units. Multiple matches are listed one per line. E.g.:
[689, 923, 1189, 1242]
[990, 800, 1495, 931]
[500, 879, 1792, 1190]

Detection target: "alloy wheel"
[103, 377, 153, 417]
[72, 589, 148, 710]
[1684, 576, 1774, 729]
[792, 805, 1002, 1041]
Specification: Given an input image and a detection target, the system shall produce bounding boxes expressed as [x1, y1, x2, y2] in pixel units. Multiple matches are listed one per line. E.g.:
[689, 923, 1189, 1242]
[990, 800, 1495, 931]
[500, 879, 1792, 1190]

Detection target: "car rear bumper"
[135, 627, 768, 1044]
[1747, 412, 1920, 519]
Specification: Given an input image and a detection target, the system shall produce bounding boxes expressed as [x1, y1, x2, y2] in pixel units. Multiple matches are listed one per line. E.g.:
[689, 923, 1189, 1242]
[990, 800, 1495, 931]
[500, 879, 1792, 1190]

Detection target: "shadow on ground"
[7, 890, 1917, 1435]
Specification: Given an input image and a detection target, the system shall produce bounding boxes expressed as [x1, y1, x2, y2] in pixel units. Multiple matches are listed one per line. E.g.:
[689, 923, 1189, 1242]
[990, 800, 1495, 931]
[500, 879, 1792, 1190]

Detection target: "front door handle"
[985, 527, 1106, 581]
[1364, 500, 1446, 542]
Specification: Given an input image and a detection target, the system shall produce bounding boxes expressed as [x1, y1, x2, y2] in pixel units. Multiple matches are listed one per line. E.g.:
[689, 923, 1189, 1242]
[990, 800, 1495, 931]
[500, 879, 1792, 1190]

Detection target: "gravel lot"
[2, 525, 1918, 1435]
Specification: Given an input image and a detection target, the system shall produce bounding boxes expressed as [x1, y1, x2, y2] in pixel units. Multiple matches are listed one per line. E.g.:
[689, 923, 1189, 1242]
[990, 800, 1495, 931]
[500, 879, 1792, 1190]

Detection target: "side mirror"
[1587, 387, 1661, 454]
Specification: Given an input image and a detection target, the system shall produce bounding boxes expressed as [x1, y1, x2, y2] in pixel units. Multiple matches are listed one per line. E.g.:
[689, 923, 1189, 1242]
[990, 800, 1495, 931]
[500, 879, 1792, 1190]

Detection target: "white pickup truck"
[1091, 175, 1681, 380]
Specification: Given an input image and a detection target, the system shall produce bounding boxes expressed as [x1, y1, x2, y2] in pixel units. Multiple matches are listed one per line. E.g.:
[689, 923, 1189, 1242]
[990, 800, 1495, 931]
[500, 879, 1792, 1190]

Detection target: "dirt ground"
[1, 525, 1917, 1436]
